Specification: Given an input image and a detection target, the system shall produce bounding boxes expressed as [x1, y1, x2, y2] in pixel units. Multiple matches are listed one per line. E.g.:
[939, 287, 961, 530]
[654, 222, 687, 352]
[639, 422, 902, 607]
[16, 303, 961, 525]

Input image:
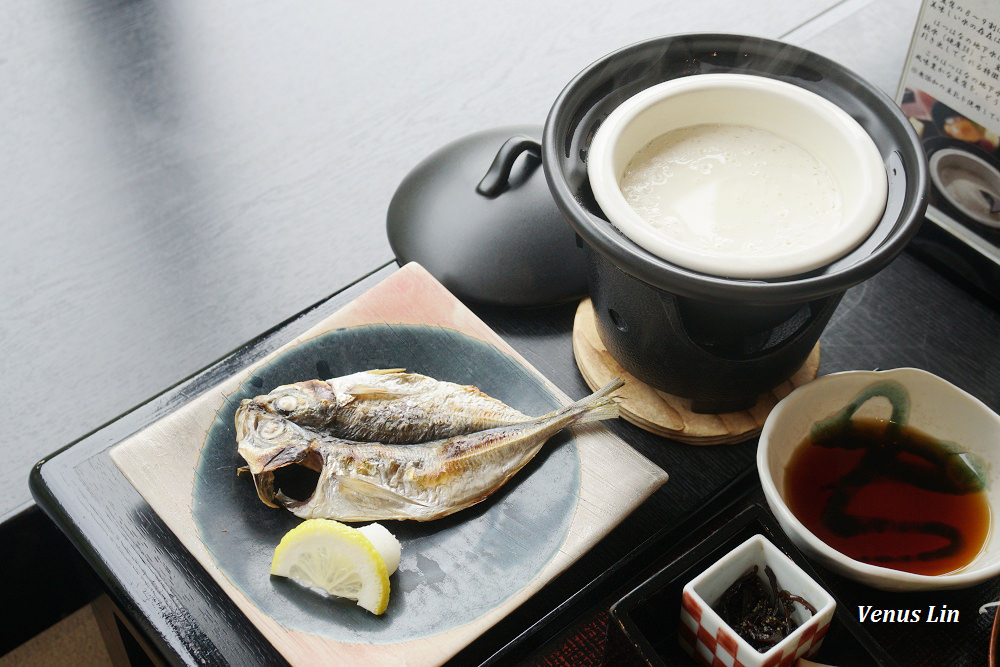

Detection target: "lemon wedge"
[270, 519, 400, 615]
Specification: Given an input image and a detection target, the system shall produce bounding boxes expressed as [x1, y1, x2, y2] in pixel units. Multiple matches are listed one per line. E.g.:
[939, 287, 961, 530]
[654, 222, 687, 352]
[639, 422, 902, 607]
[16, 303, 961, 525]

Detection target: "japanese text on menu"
[904, 0, 1000, 129]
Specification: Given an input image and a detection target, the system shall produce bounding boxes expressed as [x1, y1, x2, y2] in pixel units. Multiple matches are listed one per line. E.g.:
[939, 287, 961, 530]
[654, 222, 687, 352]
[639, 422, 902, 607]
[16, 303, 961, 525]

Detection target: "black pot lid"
[386, 125, 588, 306]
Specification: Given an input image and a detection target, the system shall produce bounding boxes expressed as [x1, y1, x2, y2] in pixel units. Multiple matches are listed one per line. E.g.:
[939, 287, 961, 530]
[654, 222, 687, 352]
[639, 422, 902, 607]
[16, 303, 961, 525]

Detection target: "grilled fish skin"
[247, 369, 533, 444]
[238, 378, 624, 521]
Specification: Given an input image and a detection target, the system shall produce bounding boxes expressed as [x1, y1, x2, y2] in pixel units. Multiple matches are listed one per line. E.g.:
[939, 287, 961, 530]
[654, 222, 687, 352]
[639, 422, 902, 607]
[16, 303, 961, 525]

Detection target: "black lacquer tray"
[606, 504, 895, 666]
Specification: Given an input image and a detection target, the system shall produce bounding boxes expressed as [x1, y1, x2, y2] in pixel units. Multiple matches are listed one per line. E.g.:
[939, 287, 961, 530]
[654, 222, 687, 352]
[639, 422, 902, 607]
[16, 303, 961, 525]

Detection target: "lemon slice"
[270, 519, 398, 615]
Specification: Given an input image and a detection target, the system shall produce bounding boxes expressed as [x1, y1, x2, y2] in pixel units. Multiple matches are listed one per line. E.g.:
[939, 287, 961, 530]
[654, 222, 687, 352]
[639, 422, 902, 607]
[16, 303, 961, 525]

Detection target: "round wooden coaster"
[572, 298, 820, 445]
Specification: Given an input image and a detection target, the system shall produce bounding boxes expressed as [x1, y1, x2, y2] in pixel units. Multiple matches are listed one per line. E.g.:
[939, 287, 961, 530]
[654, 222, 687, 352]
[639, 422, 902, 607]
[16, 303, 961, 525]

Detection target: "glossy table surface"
[13, 0, 1000, 663]
[4, 0, 920, 526]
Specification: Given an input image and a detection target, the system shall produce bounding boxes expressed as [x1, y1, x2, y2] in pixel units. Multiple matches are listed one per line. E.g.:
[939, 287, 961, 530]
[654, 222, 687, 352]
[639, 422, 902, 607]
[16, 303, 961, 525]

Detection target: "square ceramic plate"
[109, 263, 668, 666]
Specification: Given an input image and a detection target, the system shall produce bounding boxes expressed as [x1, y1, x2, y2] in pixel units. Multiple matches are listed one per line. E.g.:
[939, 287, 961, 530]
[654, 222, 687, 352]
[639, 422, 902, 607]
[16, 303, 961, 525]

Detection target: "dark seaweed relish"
[713, 565, 816, 652]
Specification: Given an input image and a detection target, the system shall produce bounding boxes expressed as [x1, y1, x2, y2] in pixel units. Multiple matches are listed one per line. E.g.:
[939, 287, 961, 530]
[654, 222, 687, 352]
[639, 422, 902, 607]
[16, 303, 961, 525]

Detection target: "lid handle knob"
[475, 135, 542, 198]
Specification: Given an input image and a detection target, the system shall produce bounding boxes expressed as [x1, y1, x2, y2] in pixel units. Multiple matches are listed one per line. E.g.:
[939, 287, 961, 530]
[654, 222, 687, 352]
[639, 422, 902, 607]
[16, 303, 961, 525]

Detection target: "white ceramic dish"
[929, 147, 1000, 228]
[587, 73, 888, 279]
[680, 534, 836, 667]
[758, 367, 1000, 591]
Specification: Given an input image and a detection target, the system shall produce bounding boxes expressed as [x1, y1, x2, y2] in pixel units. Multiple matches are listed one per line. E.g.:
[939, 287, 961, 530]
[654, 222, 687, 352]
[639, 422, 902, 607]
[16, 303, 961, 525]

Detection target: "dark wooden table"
[13, 0, 1000, 664]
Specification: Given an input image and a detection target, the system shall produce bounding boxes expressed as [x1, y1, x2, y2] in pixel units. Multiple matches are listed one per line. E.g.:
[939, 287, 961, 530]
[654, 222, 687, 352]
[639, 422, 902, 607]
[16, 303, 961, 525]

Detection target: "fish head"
[235, 400, 314, 475]
[255, 380, 339, 427]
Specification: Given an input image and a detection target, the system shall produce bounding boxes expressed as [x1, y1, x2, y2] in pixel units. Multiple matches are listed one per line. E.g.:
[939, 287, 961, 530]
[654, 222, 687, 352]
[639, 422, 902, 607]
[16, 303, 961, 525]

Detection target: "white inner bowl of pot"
[587, 73, 888, 279]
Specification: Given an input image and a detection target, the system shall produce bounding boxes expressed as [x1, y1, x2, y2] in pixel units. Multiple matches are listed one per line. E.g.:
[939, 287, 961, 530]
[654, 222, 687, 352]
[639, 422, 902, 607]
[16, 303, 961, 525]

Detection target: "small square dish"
[606, 504, 898, 667]
[679, 534, 834, 666]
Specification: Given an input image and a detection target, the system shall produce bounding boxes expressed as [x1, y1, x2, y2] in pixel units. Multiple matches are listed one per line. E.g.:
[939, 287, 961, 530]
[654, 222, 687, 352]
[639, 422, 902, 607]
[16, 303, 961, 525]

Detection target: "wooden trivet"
[572, 298, 820, 445]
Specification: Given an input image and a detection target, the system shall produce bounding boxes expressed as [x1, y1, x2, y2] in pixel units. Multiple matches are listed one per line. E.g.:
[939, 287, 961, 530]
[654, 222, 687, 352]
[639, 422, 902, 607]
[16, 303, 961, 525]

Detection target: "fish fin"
[571, 377, 625, 424]
[344, 384, 411, 400]
[340, 369, 413, 400]
[335, 475, 428, 507]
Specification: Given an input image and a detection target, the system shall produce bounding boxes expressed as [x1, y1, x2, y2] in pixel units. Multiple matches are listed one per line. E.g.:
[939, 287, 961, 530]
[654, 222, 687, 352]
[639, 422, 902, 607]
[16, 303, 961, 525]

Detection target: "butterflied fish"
[245, 369, 532, 445]
[238, 378, 624, 521]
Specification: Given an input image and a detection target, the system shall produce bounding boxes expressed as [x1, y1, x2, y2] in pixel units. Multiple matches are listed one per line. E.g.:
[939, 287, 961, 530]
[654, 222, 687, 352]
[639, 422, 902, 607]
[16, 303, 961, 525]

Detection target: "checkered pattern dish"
[678, 535, 836, 667]
[679, 589, 830, 666]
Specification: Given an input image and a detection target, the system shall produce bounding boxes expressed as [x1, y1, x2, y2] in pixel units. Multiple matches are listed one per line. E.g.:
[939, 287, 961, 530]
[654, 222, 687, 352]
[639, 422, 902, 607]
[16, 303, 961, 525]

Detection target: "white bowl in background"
[587, 73, 888, 279]
[929, 146, 1000, 228]
[758, 367, 1000, 591]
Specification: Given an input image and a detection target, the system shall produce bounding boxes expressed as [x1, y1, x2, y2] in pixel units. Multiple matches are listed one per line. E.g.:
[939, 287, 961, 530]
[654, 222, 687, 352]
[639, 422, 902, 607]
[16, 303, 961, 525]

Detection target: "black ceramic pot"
[542, 34, 929, 413]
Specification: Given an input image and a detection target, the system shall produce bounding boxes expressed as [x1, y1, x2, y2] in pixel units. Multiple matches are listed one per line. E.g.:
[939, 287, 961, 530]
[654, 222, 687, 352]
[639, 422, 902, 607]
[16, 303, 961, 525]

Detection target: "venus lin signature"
[858, 605, 959, 623]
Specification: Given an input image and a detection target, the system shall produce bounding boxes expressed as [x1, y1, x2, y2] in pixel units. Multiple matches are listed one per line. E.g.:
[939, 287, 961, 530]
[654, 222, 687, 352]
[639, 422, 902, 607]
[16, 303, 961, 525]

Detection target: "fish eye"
[259, 420, 286, 439]
[273, 394, 300, 414]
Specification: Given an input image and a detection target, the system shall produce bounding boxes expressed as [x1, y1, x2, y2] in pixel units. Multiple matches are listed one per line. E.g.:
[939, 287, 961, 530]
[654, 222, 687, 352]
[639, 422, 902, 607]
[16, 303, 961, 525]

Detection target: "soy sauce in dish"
[784, 417, 990, 576]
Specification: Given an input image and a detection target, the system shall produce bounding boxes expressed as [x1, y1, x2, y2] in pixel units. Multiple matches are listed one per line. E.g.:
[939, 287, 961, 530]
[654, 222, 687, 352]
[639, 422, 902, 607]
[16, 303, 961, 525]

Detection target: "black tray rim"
[608, 503, 899, 667]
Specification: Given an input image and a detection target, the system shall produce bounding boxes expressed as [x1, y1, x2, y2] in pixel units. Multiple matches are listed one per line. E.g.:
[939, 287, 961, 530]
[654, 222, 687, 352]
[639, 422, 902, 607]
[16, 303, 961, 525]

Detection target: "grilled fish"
[236, 378, 624, 521]
[246, 369, 532, 445]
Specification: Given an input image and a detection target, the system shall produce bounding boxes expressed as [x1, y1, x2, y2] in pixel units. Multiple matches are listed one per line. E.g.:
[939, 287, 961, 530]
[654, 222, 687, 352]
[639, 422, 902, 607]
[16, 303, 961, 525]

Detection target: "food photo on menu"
[900, 88, 1000, 233]
[895, 0, 1000, 296]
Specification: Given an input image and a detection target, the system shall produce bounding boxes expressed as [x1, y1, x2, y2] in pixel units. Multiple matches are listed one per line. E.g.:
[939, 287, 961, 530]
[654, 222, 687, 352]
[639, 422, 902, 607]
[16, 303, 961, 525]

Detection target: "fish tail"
[569, 377, 624, 425]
